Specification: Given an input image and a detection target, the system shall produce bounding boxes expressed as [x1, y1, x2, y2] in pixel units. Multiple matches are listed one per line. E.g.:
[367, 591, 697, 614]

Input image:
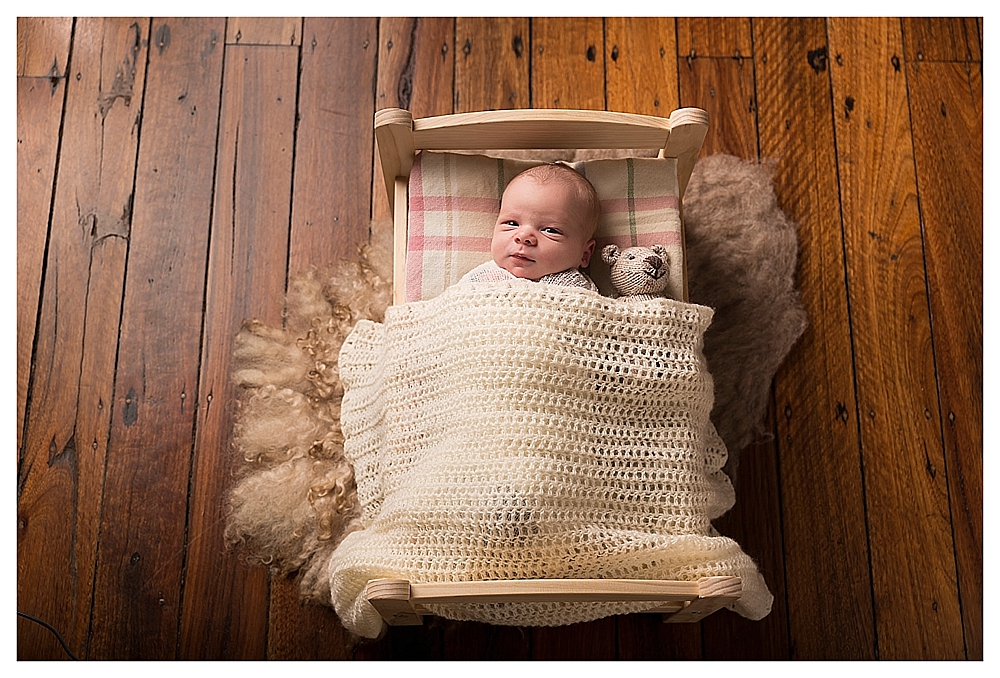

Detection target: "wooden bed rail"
[374, 107, 710, 214]
[365, 576, 741, 626]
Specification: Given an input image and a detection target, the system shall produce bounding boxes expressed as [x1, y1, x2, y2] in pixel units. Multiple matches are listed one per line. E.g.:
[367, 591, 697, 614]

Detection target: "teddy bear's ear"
[651, 244, 668, 258]
[602, 244, 620, 265]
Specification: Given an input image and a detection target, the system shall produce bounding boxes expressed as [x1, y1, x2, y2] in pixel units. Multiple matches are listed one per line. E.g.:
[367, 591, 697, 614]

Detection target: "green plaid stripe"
[627, 158, 637, 246]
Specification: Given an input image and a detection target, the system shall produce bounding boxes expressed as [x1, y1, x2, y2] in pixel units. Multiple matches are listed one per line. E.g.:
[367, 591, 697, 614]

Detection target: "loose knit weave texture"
[329, 281, 773, 638]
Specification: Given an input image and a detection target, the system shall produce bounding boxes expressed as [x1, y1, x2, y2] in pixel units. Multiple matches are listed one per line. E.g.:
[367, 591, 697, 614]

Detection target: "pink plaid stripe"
[410, 235, 493, 251]
[411, 195, 500, 213]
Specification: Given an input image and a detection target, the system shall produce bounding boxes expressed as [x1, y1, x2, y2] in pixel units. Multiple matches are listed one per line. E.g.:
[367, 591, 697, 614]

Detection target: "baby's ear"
[580, 238, 597, 268]
[602, 244, 620, 265]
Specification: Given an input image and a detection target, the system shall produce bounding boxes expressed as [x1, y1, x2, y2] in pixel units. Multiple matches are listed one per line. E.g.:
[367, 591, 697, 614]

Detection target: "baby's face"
[490, 176, 596, 280]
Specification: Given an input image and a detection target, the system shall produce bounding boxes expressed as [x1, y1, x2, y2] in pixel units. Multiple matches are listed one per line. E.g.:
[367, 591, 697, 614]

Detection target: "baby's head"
[490, 164, 600, 280]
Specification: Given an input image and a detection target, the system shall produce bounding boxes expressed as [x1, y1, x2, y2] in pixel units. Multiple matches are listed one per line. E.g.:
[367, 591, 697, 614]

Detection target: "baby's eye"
[502, 220, 519, 228]
[541, 227, 562, 235]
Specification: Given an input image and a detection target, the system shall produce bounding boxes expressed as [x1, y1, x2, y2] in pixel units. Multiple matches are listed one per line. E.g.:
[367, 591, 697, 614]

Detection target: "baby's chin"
[498, 259, 551, 281]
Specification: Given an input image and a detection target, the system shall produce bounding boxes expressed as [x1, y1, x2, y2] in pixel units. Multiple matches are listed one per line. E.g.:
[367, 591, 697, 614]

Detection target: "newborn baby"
[460, 163, 600, 290]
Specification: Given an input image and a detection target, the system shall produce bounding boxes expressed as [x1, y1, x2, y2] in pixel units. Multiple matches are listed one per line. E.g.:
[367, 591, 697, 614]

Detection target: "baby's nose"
[515, 232, 535, 245]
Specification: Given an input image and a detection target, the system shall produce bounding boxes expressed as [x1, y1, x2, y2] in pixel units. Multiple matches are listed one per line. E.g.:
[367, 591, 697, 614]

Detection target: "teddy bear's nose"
[645, 255, 663, 270]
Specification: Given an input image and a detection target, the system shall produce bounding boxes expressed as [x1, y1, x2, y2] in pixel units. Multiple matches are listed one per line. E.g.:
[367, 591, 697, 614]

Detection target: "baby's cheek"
[490, 236, 505, 261]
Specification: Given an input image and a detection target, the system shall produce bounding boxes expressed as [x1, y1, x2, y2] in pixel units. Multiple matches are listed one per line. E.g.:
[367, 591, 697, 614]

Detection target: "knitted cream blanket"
[329, 282, 773, 638]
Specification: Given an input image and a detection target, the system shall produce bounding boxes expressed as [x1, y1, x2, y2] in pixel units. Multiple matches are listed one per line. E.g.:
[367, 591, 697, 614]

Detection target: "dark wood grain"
[678, 55, 758, 159]
[754, 17, 877, 660]
[442, 620, 532, 660]
[17, 16, 72, 77]
[902, 17, 982, 62]
[288, 18, 377, 273]
[353, 620, 445, 660]
[377, 17, 455, 118]
[455, 17, 528, 113]
[907, 58, 983, 660]
[177, 43, 299, 660]
[828, 17, 964, 660]
[617, 613, 703, 660]
[532, 618, 617, 660]
[267, 588, 357, 660]
[703, 424, 790, 660]
[16, 74, 66, 454]
[372, 17, 455, 223]
[14, 20, 72, 440]
[677, 17, 752, 58]
[86, 18, 225, 659]
[226, 17, 302, 46]
[531, 17, 605, 110]
[605, 17, 679, 116]
[17, 18, 149, 661]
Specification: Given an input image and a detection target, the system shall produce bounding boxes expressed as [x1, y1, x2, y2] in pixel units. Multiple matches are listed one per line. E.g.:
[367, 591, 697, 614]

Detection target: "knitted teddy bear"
[602, 244, 673, 301]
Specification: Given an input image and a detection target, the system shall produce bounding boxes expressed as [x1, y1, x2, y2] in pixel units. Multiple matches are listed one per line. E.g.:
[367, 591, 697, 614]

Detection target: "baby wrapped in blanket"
[328, 244, 774, 639]
[327, 162, 772, 638]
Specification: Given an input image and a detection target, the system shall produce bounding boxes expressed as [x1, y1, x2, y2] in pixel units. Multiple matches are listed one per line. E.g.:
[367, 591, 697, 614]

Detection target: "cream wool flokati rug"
[224, 154, 807, 638]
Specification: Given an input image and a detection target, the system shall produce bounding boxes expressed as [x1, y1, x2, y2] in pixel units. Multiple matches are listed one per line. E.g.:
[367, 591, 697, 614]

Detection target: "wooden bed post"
[663, 107, 710, 199]
[365, 579, 422, 626]
[374, 108, 414, 305]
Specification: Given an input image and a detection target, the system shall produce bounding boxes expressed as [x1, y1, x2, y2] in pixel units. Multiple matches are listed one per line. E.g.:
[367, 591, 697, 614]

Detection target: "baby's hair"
[508, 163, 601, 238]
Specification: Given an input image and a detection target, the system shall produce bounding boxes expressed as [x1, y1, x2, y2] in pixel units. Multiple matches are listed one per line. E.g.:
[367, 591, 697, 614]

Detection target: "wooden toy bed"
[375, 107, 708, 306]
[333, 106, 767, 633]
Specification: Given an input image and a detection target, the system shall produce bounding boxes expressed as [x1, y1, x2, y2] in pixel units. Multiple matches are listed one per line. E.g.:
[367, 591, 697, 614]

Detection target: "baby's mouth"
[511, 252, 534, 262]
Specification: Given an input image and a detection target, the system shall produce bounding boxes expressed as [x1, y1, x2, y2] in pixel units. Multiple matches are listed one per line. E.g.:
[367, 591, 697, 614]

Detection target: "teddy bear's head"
[602, 244, 672, 301]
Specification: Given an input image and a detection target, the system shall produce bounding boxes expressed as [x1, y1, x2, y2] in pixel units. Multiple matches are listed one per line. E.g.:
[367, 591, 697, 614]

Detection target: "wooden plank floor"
[17, 17, 982, 660]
